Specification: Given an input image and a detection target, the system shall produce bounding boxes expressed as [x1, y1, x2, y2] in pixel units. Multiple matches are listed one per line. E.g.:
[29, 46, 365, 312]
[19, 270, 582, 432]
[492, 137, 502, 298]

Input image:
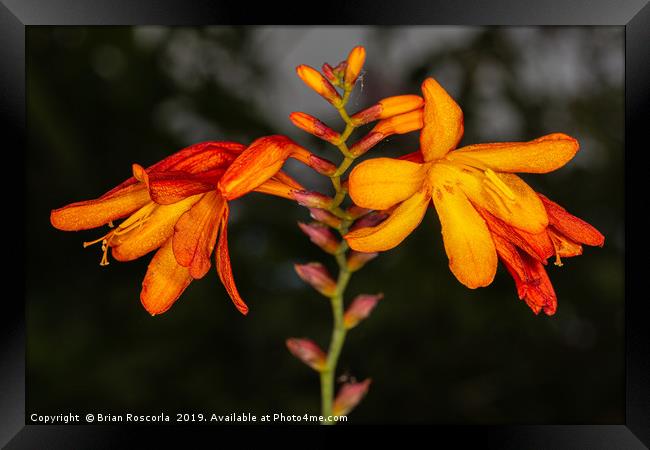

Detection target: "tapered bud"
[309, 208, 343, 229]
[308, 155, 337, 176]
[332, 379, 372, 416]
[286, 338, 326, 371]
[344, 46, 366, 87]
[372, 109, 424, 136]
[349, 211, 389, 231]
[298, 222, 340, 254]
[349, 132, 385, 157]
[347, 251, 378, 272]
[291, 190, 334, 209]
[343, 293, 383, 329]
[347, 205, 372, 220]
[351, 95, 424, 126]
[294, 262, 336, 297]
[290, 112, 341, 145]
[296, 65, 342, 106]
[322, 63, 339, 85]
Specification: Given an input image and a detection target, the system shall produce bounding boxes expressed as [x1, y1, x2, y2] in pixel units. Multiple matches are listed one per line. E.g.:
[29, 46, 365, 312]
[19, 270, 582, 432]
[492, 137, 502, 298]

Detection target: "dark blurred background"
[27, 26, 623, 423]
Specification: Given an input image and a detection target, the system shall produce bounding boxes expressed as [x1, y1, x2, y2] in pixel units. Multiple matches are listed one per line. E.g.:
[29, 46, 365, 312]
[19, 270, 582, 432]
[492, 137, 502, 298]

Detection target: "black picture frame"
[3, 0, 648, 447]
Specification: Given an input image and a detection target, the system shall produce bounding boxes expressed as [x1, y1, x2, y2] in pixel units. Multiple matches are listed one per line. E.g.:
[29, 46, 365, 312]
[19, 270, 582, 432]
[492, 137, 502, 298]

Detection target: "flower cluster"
[51, 45, 603, 421]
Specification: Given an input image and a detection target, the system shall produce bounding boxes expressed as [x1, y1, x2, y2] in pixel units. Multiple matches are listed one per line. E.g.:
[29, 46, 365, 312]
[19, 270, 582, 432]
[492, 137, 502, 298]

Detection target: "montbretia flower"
[345, 77, 603, 315]
[51, 141, 302, 316]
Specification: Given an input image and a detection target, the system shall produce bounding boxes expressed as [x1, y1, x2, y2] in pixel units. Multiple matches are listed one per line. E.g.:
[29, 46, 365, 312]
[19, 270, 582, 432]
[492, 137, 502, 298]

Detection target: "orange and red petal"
[50, 183, 150, 231]
[493, 234, 557, 315]
[218, 135, 304, 200]
[215, 205, 249, 315]
[172, 191, 225, 279]
[420, 77, 464, 161]
[140, 238, 193, 316]
[539, 194, 605, 247]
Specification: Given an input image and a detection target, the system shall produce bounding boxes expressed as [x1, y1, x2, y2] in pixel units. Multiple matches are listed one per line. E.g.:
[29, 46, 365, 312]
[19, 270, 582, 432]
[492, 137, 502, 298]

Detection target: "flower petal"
[140, 238, 193, 316]
[215, 204, 249, 315]
[420, 77, 464, 161]
[348, 158, 426, 210]
[494, 234, 557, 315]
[172, 191, 225, 279]
[431, 164, 548, 233]
[136, 165, 223, 205]
[50, 183, 150, 231]
[345, 190, 429, 252]
[539, 194, 604, 246]
[431, 181, 497, 289]
[111, 195, 202, 262]
[218, 135, 306, 200]
[448, 133, 579, 173]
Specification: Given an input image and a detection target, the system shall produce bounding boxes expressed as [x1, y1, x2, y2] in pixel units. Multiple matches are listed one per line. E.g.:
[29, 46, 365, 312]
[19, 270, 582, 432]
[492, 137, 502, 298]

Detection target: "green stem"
[318, 84, 358, 424]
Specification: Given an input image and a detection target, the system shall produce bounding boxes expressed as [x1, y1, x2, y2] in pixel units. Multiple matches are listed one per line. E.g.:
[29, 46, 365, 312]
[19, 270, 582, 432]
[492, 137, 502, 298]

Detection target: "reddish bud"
[332, 379, 372, 416]
[344, 46, 366, 87]
[343, 293, 383, 329]
[322, 63, 338, 85]
[309, 208, 343, 229]
[286, 338, 327, 371]
[298, 222, 340, 254]
[347, 251, 378, 272]
[349, 132, 385, 157]
[289, 112, 341, 145]
[346, 205, 371, 219]
[308, 155, 337, 176]
[292, 190, 334, 209]
[296, 65, 342, 106]
[294, 262, 337, 297]
[333, 61, 347, 78]
[349, 211, 389, 232]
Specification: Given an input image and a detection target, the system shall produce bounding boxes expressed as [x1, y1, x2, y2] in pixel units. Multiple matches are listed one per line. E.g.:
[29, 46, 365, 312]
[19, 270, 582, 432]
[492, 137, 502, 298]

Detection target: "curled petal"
[348, 158, 426, 210]
[431, 181, 497, 289]
[420, 77, 464, 161]
[345, 190, 429, 253]
[173, 191, 225, 279]
[50, 183, 150, 231]
[215, 204, 249, 315]
[140, 238, 193, 316]
[448, 133, 579, 174]
[133, 163, 220, 205]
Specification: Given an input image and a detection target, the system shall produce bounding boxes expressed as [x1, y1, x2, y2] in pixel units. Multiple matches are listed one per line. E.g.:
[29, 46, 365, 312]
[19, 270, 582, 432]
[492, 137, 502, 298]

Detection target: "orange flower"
[345, 77, 603, 314]
[51, 141, 302, 316]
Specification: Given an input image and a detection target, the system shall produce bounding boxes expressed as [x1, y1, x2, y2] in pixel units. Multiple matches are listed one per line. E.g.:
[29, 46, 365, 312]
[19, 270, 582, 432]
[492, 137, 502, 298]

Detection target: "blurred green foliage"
[27, 26, 623, 423]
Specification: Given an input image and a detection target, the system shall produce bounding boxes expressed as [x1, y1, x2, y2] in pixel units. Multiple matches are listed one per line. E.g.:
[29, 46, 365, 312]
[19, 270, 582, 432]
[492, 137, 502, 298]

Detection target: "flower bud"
[332, 379, 372, 416]
[347, 251, 378, 272]
[289, 112, 341, 145]
[349, 132, 385, 157]
[349, 211, 389, 232]
[343, 293, 383, 329]
[291, 190, 334, 209]
[351, 95, 424, 126]
[344, 46, 366, 88]
[296, 65, 342, 106]
[298, 222, 340, 254]
[286, 338, 326, 371]
[294, 262, 336, 297]
[308, 155, 337, 176]
[372, 109, 424, 136]
[322, 63, 339, 85]
[309, 208, 343, 229]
